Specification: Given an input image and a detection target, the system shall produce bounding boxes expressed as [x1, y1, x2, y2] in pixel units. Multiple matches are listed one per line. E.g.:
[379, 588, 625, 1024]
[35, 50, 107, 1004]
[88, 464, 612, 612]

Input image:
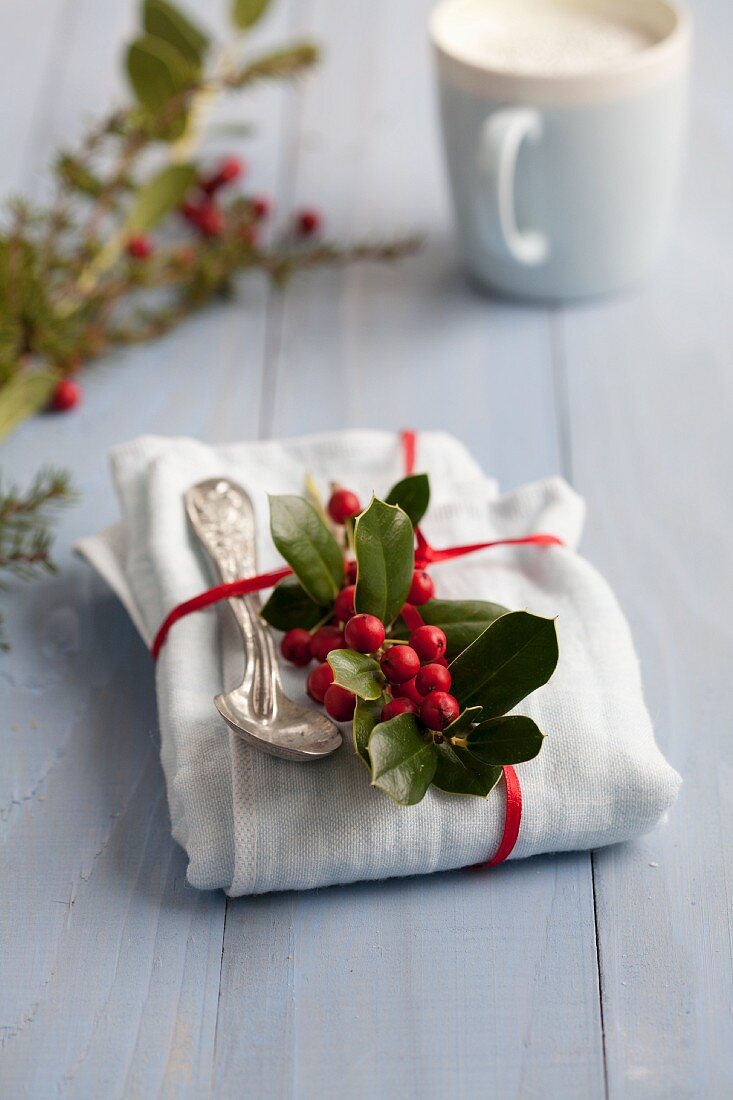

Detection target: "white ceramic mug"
[430, 0, 692, 300]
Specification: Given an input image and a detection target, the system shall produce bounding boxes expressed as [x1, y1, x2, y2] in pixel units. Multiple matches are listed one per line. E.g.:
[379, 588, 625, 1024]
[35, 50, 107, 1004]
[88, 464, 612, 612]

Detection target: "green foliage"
[269, 494, 344, 606]
[432, 743, 502, 797]
[124, 163, 197, 232]
[55, 153, 104, 197]
[0, 468, 75, 649]
[393, 597, 508, 658]
[126, 34, 196, 137]
[327, 649, 384, 701]
[260, 576, 326, 630]
[232, 0, 272, 30]
[466, 715, 544, 765]
[227, 42, 320, 87]
[354, 497, 414, 626]
[444, 705, 482, 736]
[369, 714, 438, 805]
[353, 695, 388, 768]
[0, 372, 58, 441]
[449, 611, 559, 717]
[143, 0, 209, 67]
[385, 473, 430, 527]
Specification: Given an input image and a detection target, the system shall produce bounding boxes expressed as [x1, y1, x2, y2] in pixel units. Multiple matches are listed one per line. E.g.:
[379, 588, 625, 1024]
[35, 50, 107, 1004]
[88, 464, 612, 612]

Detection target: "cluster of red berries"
[279, 485, 458, 736]
[181, 155, 245, 238]
[123, 156, 322, 257]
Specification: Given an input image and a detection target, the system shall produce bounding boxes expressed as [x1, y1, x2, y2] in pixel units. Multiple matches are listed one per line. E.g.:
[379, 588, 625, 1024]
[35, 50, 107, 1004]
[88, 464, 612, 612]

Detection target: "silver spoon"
[185, 478, 342, 762]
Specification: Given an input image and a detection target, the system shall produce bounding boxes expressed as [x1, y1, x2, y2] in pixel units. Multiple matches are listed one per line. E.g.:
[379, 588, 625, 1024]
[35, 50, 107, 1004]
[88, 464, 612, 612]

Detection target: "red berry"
[380, 645, 420, 685]
[126, 233, 154, 259]
[333, 584, 356, 623]
[309, 626, 344, 663]
[345, 559, 358, 584]
[344, 613, 385, 654]
[409, 625, 447, 664]
[50, 378, 81, 412]
[420, 692, 460, 731]
[307, 662, 334, 703]
[181, 198, 201, 223]
[433, 655, 449, 668]
[296, 208, 322, 237]
[280, 627, 312, 667]
[393, 676, 423, 706]
[251, 195, 271, 220]
[328, 489, 361, 525]
[380, 697, 417, 723]
[415, 663, 452, 696]
[324, 684, 356, 721]
[201, 156, 244, 194]
[195, 202, 225, 237]
[407, 569, 435, 606]
[218, 156, 244, 183]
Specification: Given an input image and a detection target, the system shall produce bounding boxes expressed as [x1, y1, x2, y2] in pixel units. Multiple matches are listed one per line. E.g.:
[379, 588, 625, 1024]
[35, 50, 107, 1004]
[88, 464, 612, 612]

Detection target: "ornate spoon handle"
[185, 478, 279, 719]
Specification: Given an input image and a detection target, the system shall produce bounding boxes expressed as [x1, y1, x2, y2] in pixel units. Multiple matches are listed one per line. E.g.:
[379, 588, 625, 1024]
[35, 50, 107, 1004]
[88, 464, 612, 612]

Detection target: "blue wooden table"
[1, 1, 731, 1096]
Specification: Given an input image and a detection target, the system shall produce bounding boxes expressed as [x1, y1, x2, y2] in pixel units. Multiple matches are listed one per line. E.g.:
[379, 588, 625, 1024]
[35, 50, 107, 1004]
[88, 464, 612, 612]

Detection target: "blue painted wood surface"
[1, 0, 731, 1096]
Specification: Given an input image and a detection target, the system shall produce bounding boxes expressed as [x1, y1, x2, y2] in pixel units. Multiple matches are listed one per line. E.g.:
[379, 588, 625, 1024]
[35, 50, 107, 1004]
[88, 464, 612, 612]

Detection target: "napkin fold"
[77, 430, 680, 895]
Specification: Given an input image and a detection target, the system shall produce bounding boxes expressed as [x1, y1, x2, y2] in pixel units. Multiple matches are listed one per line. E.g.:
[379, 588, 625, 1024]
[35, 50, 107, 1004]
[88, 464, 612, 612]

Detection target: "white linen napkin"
[77, 430, 680, 895]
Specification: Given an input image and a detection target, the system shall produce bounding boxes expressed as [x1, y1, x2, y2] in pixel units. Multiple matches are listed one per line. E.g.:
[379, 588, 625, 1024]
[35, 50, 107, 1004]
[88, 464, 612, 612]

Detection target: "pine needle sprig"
[0, 467, 74, 648]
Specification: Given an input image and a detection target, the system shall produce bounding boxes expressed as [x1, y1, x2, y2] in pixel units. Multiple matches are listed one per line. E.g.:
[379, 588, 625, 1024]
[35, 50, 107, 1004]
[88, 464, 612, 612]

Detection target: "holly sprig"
[264, 473, 558, 805]
[0, 0, 418, 439]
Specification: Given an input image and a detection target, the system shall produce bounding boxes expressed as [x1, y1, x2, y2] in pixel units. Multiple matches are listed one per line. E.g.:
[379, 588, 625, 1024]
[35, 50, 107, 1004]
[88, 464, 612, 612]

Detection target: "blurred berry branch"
[0, 0, 419, 435]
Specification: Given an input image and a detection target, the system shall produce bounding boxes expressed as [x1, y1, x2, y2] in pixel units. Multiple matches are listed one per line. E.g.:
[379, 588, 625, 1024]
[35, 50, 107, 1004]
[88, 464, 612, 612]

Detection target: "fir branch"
[0, 467, 75, 649]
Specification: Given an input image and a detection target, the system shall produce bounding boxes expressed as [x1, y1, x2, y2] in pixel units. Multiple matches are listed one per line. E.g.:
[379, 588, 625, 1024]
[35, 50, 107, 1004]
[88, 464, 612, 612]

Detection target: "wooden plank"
[0, 601, 223, 1097]
[214, 1, 606, 1096]
[0, 0, 72, 196]
[555, 1, 733, 1094]
[216, 858, 605, 1098]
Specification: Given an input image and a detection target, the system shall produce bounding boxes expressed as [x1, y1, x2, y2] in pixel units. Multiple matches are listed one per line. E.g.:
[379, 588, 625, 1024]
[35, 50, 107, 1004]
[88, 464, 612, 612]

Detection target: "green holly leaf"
[369, 714, 438, 805]
[232, 0, 271, 30]
[260, 577, 327, 631]
[385, 473, 430, 527]
[432, 743, 502, 798]
[269, 495, 344, 607]
[124, 163, 197, 233]
[143, 0, 209, 67]
[327, 649, 383, 701]
[354, 497, 414, 626]
[444, 706, 482, 737]
[449, 611, 559, 718]
[392, 598, 508, 658]
[353, 695, 389, 768]
[125, 34, 195, 138]
[0, 371, 58, 441]
[466, 715, 545, 765]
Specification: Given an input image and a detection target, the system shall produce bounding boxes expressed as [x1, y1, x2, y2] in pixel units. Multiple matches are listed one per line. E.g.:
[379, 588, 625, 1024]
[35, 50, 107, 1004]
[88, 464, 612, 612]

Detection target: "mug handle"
[477, 108, 549, 266]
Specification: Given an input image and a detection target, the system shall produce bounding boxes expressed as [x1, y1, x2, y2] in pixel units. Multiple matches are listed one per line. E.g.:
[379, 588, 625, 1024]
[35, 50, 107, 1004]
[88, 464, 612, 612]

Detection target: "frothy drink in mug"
[430, 0, 692, 300]
[439, 0, 657, 75]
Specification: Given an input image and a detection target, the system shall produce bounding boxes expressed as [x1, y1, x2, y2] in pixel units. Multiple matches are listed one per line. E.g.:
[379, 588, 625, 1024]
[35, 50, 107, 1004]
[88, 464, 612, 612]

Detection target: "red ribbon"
[151, 567, 292, 661]
[151, 429, 563, 868]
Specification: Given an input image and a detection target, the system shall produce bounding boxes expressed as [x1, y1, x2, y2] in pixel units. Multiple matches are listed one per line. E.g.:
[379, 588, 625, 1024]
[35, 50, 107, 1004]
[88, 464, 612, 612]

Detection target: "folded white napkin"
[77, 430, 680, 895]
